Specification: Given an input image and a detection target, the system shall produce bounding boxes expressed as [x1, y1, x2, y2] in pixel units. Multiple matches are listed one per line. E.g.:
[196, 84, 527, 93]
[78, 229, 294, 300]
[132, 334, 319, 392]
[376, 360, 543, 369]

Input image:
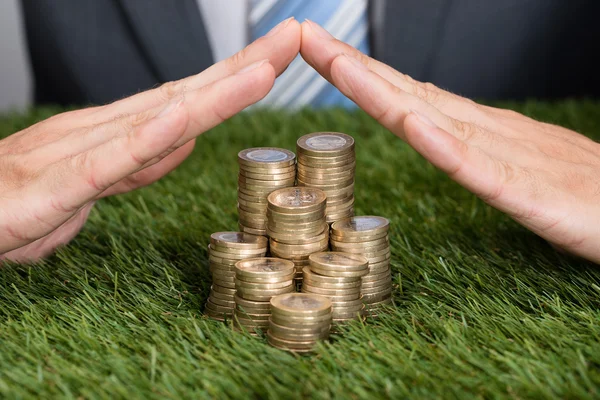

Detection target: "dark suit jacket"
[20, 0, 600, 106]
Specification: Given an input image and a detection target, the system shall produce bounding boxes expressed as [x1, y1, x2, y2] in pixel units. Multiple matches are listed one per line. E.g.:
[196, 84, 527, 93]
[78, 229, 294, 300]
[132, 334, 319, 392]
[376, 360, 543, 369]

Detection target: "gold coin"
[238, 224, 267, 236]
[210, 297, 236, 308]
[266, 208, 325, 222]
[331, 300, 365, 311]
[302, 267, 361, 284]
[296, 132, 355, 157]
[301, 287, 361, 301]
[210, 245, 268, 257]
[210, 232, 268, 250]
[212, 278, 235, 288]
[301, 284, 361, 296]
[239, 164, 296, 175]
[270, 312, 332, 326]
[239, 169, 297, 180]
[209, 262, 236, 272]
[308, 252, 368, 272]
[362, 291, 393, 302]
[267, 228, 327, 243]
[297, 162, 356, 174]
[302, 277, 361, 290]
[330, 231, 388, 243]
[238, 175, 296, 187]
[210, 284, 236, 295]
[237, 190, 269, 203]
[309, 266, 369, 278]
[209, 290, 234, 302]
[233, 309, 271, 321]
[234, 257, 295, 279]
[238, 147, 296, 168]
[296, 178, 354, 190]
[266, 331, 321, 351]
[205, 300, 235, 313]
[234, 316, 270, 328]
[235, 272, 295, 284]
[234, 278, 294, 290]
[270, 292, 331, 317]
[269, 238, 329, 254]
[211, 270, 236, 280]
[268, 230, 328, 246]
[208, 245, 262, 260]
[234, 294, 271, 309]
[267, 187, 326, 214]
[268, 320, 330, 336]
[331, 216, 390, 238]
[362, 270, 392, 282]
[267, 328, 329, 341]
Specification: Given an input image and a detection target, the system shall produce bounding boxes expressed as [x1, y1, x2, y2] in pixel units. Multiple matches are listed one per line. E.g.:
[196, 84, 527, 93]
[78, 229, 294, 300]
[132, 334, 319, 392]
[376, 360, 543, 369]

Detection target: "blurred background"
[0, 0, 31, 112]
[2, 0, 600, 114]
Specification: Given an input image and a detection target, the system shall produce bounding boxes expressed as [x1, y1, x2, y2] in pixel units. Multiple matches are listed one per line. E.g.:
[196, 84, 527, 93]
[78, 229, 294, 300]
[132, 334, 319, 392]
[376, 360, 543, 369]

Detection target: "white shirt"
[197, 0, 248, 62]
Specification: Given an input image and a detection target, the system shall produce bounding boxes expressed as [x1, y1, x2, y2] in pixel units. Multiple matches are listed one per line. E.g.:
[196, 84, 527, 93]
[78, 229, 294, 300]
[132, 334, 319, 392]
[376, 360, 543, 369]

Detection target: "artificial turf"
[0, 102, 599, 399]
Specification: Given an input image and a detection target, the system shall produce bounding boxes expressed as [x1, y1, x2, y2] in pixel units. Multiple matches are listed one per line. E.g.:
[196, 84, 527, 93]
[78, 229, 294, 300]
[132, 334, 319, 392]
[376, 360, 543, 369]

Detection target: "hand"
[0, 18, 301, 263]
[300, 20, 600, 264]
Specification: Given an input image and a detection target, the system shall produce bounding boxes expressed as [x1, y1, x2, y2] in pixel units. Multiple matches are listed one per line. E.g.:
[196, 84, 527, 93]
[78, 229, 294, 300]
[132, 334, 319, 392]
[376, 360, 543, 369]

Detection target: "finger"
[300, 20, 491, 124]
[0, 202, 95, 262]
[329, 53, 527, 163]
[87, 17, 301, 122]
[98, 140, 195, 198]
[29, 61, 275, 226]
[403, 112, 536, 218]
[28, 58, 276, 167]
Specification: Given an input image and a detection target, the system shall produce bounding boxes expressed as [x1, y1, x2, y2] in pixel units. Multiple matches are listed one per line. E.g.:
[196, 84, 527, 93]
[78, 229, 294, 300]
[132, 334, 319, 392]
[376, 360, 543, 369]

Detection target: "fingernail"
[265, 17, 294, 38]
[410, 109, 437, 127]
[157, 95, 184, 118]
[306, 19, 334, 40]
[342, 53, 368, 71]
[237, 59, 269, 74]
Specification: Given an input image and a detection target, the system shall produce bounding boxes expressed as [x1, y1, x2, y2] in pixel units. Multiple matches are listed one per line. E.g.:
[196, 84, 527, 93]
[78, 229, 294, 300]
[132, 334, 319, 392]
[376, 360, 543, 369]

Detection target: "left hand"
[300, 20, 600, 264]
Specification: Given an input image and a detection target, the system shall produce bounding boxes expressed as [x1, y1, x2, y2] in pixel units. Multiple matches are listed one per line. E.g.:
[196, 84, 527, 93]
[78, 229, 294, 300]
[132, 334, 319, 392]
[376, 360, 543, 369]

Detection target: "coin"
[331, 216, 390, 237]
[235, 258, 295, 278]
[238, 147, 296, 168]
[309, 252, 369, 272]
[267, 187, 327, 214]
[296, 132, 355, 157]
[210, 232, 268, 250]
[270, 293, 332, 317]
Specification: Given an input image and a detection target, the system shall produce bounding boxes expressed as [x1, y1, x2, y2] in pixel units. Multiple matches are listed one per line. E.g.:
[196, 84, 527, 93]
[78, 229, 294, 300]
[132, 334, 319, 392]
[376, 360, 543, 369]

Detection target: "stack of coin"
[233, 257, 296, 334]
[267, 187, 329, 285]
[330, 216, 392, 315]
[267, 293, 332, 353]
[303, 252, 367, 326]
[205, 232, 269, 321]
[296, 132, 355, 224]
[238, 148, 297, 236]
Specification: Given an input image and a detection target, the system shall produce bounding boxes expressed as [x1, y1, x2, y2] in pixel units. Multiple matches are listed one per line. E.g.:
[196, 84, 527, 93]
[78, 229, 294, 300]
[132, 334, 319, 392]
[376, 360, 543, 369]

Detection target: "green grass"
[1, 101, 600, 399]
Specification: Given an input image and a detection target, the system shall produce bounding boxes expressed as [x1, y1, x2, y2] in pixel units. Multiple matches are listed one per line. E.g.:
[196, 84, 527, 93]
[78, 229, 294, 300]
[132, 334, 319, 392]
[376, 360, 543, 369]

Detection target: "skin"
[0, 17, 301, 262]
[300, 20, 600, 264]
[2, 18, 599, 265]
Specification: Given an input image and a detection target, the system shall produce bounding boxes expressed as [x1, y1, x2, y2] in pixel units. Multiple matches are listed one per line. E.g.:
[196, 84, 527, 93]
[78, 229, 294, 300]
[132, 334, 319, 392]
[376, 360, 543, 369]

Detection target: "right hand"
[0, 17, 301, 263]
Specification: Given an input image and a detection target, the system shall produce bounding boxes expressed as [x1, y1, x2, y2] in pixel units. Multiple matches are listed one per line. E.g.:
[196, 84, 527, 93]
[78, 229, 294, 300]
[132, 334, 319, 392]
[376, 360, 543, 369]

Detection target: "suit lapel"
[117, 0, 214, 82]
[375, 0, 452, 82]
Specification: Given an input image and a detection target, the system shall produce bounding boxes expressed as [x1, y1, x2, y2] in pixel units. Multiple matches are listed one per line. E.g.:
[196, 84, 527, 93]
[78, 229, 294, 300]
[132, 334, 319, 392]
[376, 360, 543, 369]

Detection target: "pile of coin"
[267, 293, 332, 353]
[330, 216, 392, 315]
[238, 148, 297, 236]
[296, 132, 355, 224]
[267, 187, 329, 285]
[303, 252, 367, 326]
[233, 257, 295, 334]
[205, 232, 268, 320]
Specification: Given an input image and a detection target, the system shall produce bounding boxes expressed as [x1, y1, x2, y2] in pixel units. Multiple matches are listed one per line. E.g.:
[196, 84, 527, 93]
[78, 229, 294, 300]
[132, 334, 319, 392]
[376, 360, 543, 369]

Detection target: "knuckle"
[158, 80, 183, 103]
[226, 46, 249, 71]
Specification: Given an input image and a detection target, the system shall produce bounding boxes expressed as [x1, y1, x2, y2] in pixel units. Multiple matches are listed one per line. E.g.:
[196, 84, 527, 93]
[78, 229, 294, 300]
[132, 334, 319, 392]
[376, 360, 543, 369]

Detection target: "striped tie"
[249, 0, 370, 109]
